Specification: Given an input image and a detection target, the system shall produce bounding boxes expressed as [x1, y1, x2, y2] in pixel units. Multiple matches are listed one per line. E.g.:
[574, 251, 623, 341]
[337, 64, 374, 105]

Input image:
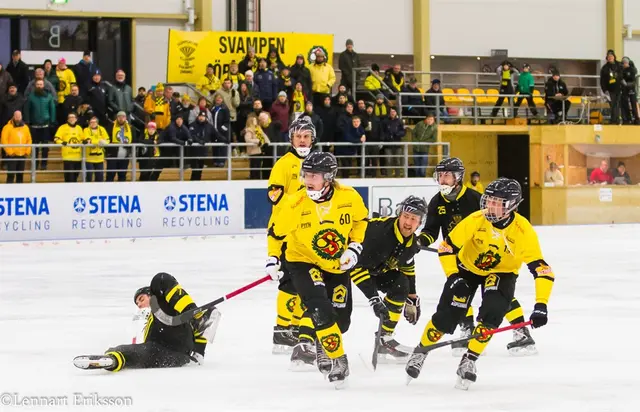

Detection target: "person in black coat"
[75, 52, 96, 98]
[316, 95, 337, 147]
[620, 57, 639, 124]
[62, 84, 83, 119]
[254, 58, 278, 111]
[188, 111, 214, 180]
[364, 103, 382, 177]
[86, 70, 109, 126]
[6, 50, 29, 94]
[210, 94, 231, 167]
[544, 70, 570, 124]
[600, 49, 624, 124]
[424, 79, 447, 121]
[163, 114, 191, 168]
[0, 83, 25, 127]
[290, 54, 312, 97]
[381, 107, 406, 177]
[401, 78, 426, 120]
[338, 39, 361, 94]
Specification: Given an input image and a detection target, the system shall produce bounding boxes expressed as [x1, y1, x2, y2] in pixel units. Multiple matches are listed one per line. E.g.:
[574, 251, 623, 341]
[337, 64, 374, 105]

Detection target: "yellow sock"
[419, 319, 445, 347]
[467, 323, 493, 355]
[382, 296, 404, 334]
[298, 313, 315, 343]
[290, 296, 304, 328]
[466, 306, 474, 319]
[316, 322, 345, 359]
[275, 290, 296, 327]
[504, 298, 525, 325]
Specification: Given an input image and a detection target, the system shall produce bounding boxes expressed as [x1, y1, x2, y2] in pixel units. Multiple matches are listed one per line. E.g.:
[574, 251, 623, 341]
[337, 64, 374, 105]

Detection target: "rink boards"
[0, 179, 439, 242]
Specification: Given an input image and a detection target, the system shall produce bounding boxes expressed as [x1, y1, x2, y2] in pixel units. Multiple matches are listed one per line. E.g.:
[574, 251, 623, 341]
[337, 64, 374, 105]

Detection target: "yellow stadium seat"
[533, 89, 545, 106]
[442, 88, 460, 104]
[486, 89, 499, 105]
[569, 96, 582, 105]
[472, 88, 487, 104]
[457, 88, 473, 103]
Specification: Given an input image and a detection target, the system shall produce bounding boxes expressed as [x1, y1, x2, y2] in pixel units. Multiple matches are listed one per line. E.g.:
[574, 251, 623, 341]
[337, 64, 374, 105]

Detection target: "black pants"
[375, 270, 410, 333]
[514, 94, 538, 116]
[106, 158, 129, 182]
[190, 159, 205, 180]
[431, 266, 517, 334]
[212, 145, 227, 167]
[546, 100, 572, 123]
[139, 158, 162, 181]
[63, 161, 81, 183]
[491, 85, 514, 117]
[86, 162, 104, 182]
[608, 89, 622, 124]
[106, 341, 191, 370]
[31, 126, 52, 169]
[5, 156, 26, 183]
[621, 89, 639, 124]
[278, 243, 296, 295]
[289, 261, 353, 334]
[249, 155, 264, 180]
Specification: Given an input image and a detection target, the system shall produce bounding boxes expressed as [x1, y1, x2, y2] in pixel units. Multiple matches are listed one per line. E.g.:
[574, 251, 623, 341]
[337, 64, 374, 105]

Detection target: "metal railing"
[394, 92, 608, 124]
[0, 142, 450, 183]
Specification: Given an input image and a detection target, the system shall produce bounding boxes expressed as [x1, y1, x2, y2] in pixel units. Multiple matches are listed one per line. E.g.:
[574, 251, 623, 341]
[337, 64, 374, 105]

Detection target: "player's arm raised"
[522, 225, 555, 328]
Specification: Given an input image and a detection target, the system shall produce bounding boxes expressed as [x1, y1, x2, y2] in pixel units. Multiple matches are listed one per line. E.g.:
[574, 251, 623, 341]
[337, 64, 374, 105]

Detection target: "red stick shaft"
[225, 275, 272, 300]
[482, 320, 532, 337]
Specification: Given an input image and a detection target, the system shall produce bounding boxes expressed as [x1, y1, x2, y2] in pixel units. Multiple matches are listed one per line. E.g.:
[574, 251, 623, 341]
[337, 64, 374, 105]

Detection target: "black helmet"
[396, 195, 428, 223]
[434, 157, 465, 195]
[480, 178, 523, 223]
[288, 115, 316, 157]
[301, 152, 338, 181]
[134, 286, 152, 304]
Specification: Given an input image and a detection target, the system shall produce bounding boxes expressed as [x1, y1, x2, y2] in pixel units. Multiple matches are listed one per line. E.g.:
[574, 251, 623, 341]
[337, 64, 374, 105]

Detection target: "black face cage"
[480, 194, 521, 223]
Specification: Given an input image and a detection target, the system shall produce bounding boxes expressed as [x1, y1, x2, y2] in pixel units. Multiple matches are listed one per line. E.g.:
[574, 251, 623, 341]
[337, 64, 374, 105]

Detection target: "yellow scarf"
[255, 126, 267, 146]
[145, 130, 160, 157]
[292, 91, 305, 113]
[374, 103, 388, 117]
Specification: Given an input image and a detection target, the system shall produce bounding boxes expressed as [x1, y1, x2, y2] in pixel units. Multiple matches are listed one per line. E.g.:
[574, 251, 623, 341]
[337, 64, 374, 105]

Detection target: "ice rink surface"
[1, 224, 639, 412]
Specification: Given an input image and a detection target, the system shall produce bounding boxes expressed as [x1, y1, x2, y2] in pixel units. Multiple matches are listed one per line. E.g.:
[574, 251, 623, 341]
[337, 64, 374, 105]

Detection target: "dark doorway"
[497, 134, 530, 220]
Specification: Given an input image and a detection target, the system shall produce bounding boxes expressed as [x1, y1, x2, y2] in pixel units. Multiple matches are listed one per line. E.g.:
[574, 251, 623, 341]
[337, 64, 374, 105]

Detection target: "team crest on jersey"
[286, 296, 297, 313]
[321, 333, 341, 353]
[474, 325, 492, 343]
[426, 327, 443, 342]
[312, 229, 346, 260]
[474, 250, 502, 271]
[267, 185, 284, 205]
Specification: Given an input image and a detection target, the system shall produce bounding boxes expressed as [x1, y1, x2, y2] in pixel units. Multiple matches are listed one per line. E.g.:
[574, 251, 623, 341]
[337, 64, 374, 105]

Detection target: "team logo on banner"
[178, 40, 198, 75]
[312, 229, 346, 260]
[164, 196, 177, 212]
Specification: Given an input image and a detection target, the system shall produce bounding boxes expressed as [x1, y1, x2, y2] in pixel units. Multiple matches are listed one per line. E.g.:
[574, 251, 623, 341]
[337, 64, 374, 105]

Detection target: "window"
[19, 19, 89, 51]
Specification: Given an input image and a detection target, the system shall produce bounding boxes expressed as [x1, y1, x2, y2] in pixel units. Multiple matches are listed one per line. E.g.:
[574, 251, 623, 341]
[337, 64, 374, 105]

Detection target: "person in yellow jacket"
[83, 116, 109, 182]
[464, 171, 485, 193]
[56, 58, 76, 104]
[1, 110, 31, 183]
[405, 178, 554, 390]
[364, 63, 386, 97]
[54, 112, 84, 183]
[267, 116, 314, 355]
[197, 64, 221, 96]
[309, 50, 336, 108]
[143, 84, 171, 130]
[266, 152, 369, 388]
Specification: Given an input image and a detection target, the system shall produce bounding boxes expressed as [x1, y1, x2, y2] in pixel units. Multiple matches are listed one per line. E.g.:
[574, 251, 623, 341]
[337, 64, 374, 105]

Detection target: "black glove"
[369, 296, 390, 321]
[403, 296, 421, 325]
[417, 232, 432, 248]
[231, 89, 237, 98]
[449, 275, 470, 297]
[530, 303, 548, 328]
[186, 139, 193, 146]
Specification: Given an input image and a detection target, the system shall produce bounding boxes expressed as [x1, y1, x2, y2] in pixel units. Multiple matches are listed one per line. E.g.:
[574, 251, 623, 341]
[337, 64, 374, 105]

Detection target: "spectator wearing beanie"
[266, 47, 285, 74]
[491, 60, 519, 118]
[401, 78, 426, 120]
[86, 69, 109, 126]
[338, 39, 361, 94]
[600, 49, 623, 124]
[197, 64, 221, 96]
[0, 82, 25, 127]
[278, 66, 294, 96]
[514, 63, 538, 118]
[270, 91, 291, 144]
[309, 49, 336, 108]
[290, 54, 312, 97]
[373, 93, 389, 119]
[74, 51, 95, 97]
[144, 83, 171, 130]
[316, 94, 337, 145]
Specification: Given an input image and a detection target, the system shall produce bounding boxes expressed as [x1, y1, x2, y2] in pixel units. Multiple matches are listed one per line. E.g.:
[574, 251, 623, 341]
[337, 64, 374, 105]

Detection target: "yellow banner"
[167, 30, 334, 84]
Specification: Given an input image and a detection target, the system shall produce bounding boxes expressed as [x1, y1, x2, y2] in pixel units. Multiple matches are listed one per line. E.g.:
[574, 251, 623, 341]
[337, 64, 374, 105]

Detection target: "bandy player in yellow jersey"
[268, 116, 314, 354]
[266, 152, 370, 389]
[405, 178, 555, 390]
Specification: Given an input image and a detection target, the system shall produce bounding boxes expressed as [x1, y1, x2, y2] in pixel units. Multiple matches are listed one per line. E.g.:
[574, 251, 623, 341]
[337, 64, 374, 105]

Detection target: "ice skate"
[289, 341, 316, 371]
[451, 323, 473, 357]
[192, 307, 221, 343]
[455, 354, 477, 390]
[507, 326, 537, 356]
[405, 348, 428, 383]
[328, 354, 349, 389]
[272, 325, 297, 354]
[315, 340, 333, 376]
[73, 355, 115, 370]
[378, 332, 411, 363]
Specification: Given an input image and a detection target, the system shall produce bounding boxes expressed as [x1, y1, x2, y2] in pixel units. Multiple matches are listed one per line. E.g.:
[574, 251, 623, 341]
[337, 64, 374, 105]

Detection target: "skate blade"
[289, 360, 316, 372]
[455, 376, 473, 391]
[331, 377, 349, 390]
[508, 345, 538, 357]
[405, 375, 414, 385]
[451, 347, 467, 357]
[272, 344, 294, 355]
[73, 356, 113, 370]
[377, 354, 409, 364]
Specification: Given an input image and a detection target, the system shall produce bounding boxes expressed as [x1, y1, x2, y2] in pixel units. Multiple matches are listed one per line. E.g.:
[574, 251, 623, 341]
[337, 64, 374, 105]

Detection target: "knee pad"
[310, 306, 336, 330]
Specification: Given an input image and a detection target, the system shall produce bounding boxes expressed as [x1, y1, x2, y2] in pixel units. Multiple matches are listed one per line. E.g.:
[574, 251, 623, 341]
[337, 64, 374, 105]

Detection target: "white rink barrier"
[0, 179, 439, 243]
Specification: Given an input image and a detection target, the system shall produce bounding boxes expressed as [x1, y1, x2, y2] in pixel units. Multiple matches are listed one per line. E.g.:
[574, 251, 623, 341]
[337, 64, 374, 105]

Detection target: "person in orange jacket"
[1, 110, 32, 183]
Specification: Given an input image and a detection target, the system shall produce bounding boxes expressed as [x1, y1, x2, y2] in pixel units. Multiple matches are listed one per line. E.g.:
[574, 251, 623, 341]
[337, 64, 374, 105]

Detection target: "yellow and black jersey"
[351, 216, 419, 295]
[267, 184, 368, 274]
[420, 186, 482, 246]
[267, 149, 305, 227]
[438, 211, 554, 305]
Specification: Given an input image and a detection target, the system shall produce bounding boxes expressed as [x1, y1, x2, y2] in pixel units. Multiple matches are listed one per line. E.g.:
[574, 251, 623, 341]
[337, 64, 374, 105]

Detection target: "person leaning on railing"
[54, 112, 84, 183]
[187, 110, 215, 181]
[138, 122, 163, 182]
[0, 110, 31, 183]
[243, 113, 270, 180]
[106, 111, 136, 182]
[83, 116, 109, 182]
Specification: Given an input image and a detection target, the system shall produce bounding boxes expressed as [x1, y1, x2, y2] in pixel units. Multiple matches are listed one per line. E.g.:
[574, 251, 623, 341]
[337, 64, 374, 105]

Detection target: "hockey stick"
[419, 245, 438, 253]
[371, 317, 384, 371]
[413, 321, 533, 354]
[151, 275, 272, 326]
